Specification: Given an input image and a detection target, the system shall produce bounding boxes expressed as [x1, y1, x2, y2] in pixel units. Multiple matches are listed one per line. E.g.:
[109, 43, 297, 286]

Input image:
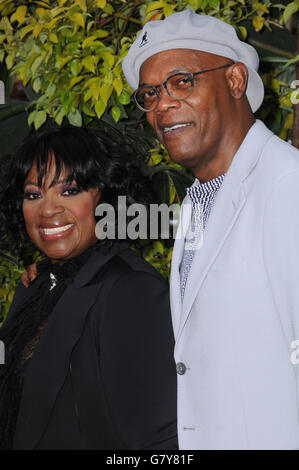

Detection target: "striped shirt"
[180, 174, 226, 299]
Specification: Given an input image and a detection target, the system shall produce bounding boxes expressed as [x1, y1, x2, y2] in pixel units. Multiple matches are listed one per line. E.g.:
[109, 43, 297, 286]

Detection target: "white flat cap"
[122, 10, 264, 113]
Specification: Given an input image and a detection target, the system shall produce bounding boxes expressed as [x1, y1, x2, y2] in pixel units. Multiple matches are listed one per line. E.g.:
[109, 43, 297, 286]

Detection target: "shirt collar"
[186, 173, 226, 205]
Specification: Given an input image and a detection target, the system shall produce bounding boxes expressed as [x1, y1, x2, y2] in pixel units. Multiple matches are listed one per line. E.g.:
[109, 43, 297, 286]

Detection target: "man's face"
[139, 49, 235, 172]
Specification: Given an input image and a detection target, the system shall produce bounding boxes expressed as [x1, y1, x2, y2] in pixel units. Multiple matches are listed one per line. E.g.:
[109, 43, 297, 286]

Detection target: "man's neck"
[193, 116, 256, 183]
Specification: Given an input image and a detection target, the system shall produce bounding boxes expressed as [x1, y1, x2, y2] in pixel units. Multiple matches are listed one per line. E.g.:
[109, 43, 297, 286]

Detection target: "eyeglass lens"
[135, 73, 193, 111]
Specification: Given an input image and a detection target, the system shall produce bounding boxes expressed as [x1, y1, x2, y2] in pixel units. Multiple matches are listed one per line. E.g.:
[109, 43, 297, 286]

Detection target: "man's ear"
[225, 62, 248, 100]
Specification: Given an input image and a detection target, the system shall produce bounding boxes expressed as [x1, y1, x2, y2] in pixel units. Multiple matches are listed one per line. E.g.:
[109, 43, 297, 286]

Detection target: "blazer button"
[176, 362, 187, 375]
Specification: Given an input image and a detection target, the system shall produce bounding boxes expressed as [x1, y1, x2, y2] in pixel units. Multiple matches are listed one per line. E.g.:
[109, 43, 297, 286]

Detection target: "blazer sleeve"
[263, 170, 299, 418]
[98, 268, 178, 450]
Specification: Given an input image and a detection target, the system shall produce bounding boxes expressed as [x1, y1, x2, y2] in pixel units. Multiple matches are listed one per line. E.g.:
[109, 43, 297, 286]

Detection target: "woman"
[0, 126, 177, 450]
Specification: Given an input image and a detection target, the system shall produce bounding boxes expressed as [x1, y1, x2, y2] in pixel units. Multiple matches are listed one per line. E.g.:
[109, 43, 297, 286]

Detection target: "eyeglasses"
[134, 63, 233, 112]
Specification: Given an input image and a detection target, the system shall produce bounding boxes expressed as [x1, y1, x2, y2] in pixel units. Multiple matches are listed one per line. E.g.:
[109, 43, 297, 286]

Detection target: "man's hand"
[20, 263, 38, 287]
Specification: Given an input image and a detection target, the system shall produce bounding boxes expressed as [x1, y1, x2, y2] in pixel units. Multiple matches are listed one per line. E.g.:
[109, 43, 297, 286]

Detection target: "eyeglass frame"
[134, 63, 234, 112]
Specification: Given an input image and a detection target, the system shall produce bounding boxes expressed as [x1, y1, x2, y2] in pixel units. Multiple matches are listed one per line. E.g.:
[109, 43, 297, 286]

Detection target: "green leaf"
[209, 0, 220, 8]
[103, 3, 114, 14]
[282, 54, 299, 69]
[167, 168, 194, 203]
[153, 241, 164, 255]
[20, 24, 34, 40]
[31, 56, 44, 74]
[95, 99, 106, 118]
[118, 90, 131, 105]
[54, 107, 66, 125]
[59, 27, 73, 38]
[49, 33, 59, 43]
[99, 84, 113, 105]
[102, 52, 115, 67]
[82, 55, 95, 73]
[111, 105, 121, 123]
[148, 153, 163, 166]
[46, 83, 56, 97]
[82, 77, 98, 91]
[113, 77, 123, 95]
[253, 2, 269, 13]
[36, 8, 49, 18]
[283, 2, 298, 24]
[74, 0, 87, 11]
[89, 78, 102, 100]
[56, 56, 72, 70]
[11, 5, 27, 25]
[28, 110, 37, 127]
[68, 109, 82, 127]
[32, 77, 42, 93]
[252, 15, 265, 32]
[82, 101, 96, 117]
[163, 4, 175, 16]
[239, 26, 247, 40]
[70, 59, 83, 77]
[84, 89, 92, 102]
[146, 1, 166, 13]
[5, 54, 14, 70]
[93, 29, 109, 39]
[34, 110, 47, 130]
[82, 31, 108, 48]
[33, 24, 44, 38]
[69, 12, 85, 29]
[69, 76, 84, 89]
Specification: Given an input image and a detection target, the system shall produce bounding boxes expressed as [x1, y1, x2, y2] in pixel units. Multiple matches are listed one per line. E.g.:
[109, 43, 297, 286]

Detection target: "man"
[122, 10, 299, 449]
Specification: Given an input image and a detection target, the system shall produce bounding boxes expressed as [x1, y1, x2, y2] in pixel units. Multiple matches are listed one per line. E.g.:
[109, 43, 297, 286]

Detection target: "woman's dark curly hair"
[0, 125, 153, 254]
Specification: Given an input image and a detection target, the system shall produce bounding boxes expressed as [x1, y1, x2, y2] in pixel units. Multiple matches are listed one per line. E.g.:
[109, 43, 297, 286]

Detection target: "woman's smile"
[39, 223, 75, 240]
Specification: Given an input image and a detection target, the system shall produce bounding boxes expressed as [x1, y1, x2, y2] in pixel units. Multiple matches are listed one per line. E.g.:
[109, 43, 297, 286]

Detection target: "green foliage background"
[0, 0, 298, 324]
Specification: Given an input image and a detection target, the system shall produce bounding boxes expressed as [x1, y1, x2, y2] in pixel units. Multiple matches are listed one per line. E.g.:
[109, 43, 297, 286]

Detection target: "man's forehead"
[139, 49, 224, 80]
[141, 48, 210, 65]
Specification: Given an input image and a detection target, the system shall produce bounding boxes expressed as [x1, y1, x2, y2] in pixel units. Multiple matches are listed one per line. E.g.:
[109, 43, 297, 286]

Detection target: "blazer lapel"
[178, 182, 246, 341]
[170, 196, 192, 339]
[175, 120, 274, 343]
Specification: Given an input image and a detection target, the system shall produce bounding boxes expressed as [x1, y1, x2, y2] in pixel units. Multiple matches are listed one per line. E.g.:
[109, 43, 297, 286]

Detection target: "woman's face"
[22, 159, 100, 263]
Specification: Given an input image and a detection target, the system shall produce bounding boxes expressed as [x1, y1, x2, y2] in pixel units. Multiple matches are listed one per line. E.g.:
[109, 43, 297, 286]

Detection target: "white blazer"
[170, 120, 299, 449]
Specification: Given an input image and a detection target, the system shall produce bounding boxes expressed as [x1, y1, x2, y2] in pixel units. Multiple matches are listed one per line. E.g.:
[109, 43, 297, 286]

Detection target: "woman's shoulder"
[82, 242, 167, 288]
[89, 247, 168, 300]
[117, 247, 165, 281]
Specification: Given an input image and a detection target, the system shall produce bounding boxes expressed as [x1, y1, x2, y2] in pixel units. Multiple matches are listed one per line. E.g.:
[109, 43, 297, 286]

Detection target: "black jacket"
[8, 243, 177, 450]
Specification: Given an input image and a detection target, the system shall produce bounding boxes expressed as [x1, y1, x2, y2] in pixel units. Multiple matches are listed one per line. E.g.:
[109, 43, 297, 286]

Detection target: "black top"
[0, 242, 178, 450]
[0, 244, 97, 449]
